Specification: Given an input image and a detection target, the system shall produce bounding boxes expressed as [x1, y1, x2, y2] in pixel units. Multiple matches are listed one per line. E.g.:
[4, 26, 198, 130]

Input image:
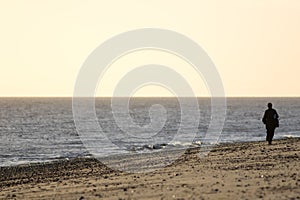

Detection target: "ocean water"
[0, 97, 299, 167]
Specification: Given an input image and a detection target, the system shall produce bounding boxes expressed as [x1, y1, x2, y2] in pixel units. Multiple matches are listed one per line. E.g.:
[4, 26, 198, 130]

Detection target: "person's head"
[268, 102, 273, 109]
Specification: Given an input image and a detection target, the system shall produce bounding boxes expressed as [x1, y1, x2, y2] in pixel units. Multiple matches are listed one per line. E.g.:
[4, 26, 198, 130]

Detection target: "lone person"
[262, 103, 279, 145]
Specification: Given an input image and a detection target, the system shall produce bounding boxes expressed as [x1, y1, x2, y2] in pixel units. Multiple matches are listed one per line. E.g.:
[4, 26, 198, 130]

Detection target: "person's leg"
[269, 128, 275, 144]
[266, 128, 271, 143]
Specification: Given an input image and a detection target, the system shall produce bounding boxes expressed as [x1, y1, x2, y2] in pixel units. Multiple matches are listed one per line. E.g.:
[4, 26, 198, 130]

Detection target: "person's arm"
[262, 111, 267, 124]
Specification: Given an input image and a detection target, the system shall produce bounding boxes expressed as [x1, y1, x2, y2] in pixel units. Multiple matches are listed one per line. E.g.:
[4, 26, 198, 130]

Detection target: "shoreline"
[2, 135, 299, 169]
[1, 137, 300, 199]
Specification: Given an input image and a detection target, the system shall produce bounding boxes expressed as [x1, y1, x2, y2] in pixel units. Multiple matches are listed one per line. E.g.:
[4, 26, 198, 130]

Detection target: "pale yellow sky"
[0, 0, 299, 97]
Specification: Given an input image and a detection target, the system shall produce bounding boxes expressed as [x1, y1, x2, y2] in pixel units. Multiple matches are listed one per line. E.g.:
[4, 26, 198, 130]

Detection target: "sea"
[0, 97, 299, 167]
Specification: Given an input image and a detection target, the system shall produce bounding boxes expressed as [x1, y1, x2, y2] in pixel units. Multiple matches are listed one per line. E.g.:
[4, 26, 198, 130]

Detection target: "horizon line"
[0, 96, 300, 98]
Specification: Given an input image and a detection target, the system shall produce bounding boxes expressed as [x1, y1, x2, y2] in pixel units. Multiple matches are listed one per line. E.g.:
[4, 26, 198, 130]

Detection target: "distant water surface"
[0, 97, 299, 166]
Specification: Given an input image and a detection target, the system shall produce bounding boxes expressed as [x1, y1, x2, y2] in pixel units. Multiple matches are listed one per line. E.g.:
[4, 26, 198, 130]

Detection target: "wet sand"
[1, 138, 300, 199]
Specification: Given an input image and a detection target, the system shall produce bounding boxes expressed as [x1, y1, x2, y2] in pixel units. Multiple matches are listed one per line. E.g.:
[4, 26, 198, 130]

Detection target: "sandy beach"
[1, 137, 299, 200]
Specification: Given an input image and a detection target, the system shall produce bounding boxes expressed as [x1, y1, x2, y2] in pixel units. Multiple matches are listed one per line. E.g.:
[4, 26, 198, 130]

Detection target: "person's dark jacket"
[262, 108, 279, 129]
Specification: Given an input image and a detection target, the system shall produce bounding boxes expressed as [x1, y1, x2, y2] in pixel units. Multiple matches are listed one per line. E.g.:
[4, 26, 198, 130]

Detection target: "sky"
[0, 0, 299, 97]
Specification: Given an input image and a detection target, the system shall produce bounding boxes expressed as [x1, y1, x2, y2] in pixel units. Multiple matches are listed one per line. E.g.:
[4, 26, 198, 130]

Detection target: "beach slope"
[1, 138, 300, 199]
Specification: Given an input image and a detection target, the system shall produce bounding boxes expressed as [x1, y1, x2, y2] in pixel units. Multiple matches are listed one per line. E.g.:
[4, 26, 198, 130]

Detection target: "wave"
[282, 134, 300, 138]
[126, 141, 203, 152]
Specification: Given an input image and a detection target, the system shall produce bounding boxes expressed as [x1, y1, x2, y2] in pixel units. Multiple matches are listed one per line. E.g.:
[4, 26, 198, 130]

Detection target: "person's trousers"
[266, 127, 275, 144]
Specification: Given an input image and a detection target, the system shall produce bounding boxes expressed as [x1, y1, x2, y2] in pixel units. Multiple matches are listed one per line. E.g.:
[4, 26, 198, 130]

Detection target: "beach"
[1, 137, 299, 199]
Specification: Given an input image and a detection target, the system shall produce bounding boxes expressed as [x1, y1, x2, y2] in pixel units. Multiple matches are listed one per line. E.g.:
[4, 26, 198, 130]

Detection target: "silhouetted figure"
[262, 103, 279, 145]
